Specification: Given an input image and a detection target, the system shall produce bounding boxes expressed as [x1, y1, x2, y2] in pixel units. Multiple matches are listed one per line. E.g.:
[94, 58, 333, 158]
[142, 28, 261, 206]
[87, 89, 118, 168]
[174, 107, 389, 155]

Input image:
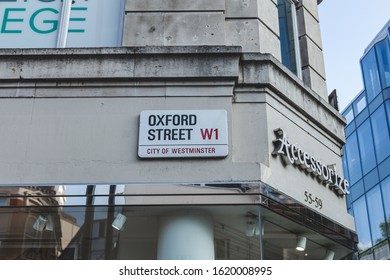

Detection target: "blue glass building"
[342, 19, 390, 260]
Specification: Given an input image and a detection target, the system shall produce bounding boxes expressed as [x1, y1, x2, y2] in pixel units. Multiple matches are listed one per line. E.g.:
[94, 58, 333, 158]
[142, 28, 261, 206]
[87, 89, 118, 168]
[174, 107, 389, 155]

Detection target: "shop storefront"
[0, 182, 356, 260]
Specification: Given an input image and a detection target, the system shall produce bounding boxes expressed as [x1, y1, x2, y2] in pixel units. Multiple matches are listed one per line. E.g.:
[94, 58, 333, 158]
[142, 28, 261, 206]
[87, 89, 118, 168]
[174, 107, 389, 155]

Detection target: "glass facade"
[342, 23, 390, 260]
[361, 48, 382, 102]
[376, 38, 390, 89]
[356, 119, 376, 175]
[344, 132, 362, 185]
[371, 105, 390, 163]
[0, 184, 356, 260]
[352, 196, 371, 251]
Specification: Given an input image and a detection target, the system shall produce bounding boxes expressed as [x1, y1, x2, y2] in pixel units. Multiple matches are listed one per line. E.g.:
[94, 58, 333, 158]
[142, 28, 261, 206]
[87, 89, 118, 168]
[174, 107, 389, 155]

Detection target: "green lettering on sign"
[68, 7, 87, 33]
[29, 8, 59, 34]
[1, 8, 25, 34]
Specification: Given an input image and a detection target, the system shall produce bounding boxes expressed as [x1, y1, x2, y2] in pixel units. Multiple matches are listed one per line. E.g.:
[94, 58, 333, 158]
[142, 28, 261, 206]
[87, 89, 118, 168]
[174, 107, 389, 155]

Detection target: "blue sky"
[318, 0, 390, 112]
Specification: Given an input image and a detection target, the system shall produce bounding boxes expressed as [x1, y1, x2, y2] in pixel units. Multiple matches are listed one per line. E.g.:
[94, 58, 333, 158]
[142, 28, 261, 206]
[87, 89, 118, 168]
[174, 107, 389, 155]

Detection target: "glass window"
[353, 196, 372, 251]
[0, 199, 6, 206]
[381, 176, 390, 238]
[375, 38, 390, 89]
[0, 184, 357, 260]
[342, 151, 349, 182]
[361, 48, 382, 102]
[371, 105, 390, 163]
[344, 106, 354, 124]
[386, 100, 390, 126]
[0, 203, 262, 260]
[366, 185, 387, 244]
[277, 0, 302, 78]
[345, 132, 362, 185]
[355, 94, 367, 115]
[357, 119, 376, 174]
[349, 180, 365, 202]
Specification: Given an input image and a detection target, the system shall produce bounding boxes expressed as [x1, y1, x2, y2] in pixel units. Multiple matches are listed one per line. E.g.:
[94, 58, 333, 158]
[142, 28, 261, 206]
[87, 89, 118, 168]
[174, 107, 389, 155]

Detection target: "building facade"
[342, 19, 390, 260]
[0, 0, 357, 260]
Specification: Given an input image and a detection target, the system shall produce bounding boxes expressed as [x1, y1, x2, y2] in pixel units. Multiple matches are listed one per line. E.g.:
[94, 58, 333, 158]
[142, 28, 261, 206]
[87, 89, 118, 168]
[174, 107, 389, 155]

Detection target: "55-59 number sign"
[304, 191, 323, 209]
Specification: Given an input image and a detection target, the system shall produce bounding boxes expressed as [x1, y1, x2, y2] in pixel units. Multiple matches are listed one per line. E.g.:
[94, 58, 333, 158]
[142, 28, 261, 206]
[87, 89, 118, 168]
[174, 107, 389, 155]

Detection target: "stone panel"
[297, 0, 320, 20]
[225, 20, 261, 52]
[297, 6, 322, 49]
[123, 13, 225, 46]
[123, 14, 165, 46]
[126, 0, 225, 11]
[258, 20, 281, 59]
[226, 19, 280, 59]
[302, 66, 328, 99]
[299, 36, 326, 79]
[225, 0, 279, 35]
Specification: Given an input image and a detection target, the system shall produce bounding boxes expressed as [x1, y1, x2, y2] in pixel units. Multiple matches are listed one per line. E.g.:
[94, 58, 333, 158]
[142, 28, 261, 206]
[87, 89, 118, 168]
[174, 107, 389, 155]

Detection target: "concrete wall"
[0, 47, 242, 184]
[123, 0, 281, 63]
[235, 53, 353, 229]
[122, 0, 328, 99]
[0, 47, 352, 229]
[225, 0, 280, 58]
[123, 0, 226, 48]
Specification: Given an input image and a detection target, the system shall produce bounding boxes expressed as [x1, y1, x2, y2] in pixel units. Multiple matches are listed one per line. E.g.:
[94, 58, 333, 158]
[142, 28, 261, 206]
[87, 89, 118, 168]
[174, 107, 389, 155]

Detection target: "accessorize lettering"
[272, 128, 349, 197]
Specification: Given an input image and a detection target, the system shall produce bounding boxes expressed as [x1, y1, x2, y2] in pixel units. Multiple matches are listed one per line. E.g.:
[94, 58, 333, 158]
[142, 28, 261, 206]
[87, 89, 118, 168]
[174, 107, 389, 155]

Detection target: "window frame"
[361, 47, 382, 102]
[277, 0, 302, 79]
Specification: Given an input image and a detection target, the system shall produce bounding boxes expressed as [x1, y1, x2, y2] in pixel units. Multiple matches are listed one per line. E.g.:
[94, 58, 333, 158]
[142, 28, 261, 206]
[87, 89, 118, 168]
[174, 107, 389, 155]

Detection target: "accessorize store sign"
[272, 128, 349, 197]
[138, 110, 228, 158]
[0, 0, 124, 48]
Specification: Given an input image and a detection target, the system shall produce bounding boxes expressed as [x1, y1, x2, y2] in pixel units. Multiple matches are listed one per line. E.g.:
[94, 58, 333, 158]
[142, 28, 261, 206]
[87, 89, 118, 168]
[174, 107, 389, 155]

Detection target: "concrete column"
[225, 0, 281, 59]
[157, 210, 215, 260]
[297, 0, 328, 99]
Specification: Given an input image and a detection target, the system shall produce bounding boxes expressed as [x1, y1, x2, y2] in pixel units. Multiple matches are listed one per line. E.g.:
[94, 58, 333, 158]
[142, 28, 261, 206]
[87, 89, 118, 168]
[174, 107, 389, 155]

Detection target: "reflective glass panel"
[371, 105, 390, 163]
[355, 94, 367, 115]
[375, 38, 390, 89]
[345, 132, 362, 185]
[349, 181, 365, 203]
[353, 196, 372, 251]
[344, 106, 354, 124]
[361, 48, 381, 102]
[0, 184, 356, 260]
[0, 203, 260, 260]
[357, 119, 376, 174]
[277, 0, 300, 76]
[381, 176, 390, 238]
[386, 100, 390, 126]
[366, 185, 387, 244]
[342, 152, 349, 183]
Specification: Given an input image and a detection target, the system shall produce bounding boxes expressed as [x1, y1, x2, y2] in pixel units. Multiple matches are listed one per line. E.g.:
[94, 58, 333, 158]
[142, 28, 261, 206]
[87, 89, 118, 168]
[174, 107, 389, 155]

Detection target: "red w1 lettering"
[200, 128, 219, 140]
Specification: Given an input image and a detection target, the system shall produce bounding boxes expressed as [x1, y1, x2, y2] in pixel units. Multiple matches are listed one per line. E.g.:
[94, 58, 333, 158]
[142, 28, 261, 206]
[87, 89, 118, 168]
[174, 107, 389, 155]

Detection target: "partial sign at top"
[0, 0, 124, 48]
[138, 110, 228, 158]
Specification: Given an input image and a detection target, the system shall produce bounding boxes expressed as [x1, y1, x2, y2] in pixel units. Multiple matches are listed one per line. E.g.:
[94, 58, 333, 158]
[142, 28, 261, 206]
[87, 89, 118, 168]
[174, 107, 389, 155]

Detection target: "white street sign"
[138, 110, 228, 158]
